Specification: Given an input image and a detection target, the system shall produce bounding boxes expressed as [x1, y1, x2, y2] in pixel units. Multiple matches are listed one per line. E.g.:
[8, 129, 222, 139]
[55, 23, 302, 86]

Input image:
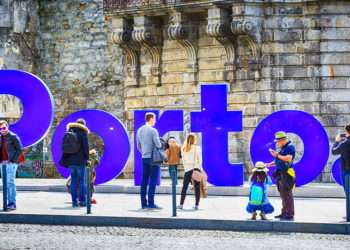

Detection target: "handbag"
[192, 169, 202, 182]
[152, 148, 167, 165]
[151, 137, 168, 165]
[191, 146, 202, 182]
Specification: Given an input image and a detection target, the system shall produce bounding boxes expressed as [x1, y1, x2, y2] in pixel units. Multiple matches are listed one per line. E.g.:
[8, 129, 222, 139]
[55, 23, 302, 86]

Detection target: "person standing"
[177, 133, 202, 210]
[165, 137, 181, 214]
[246, 162, 274, 220]
[88, 149, 99, 204]
[136, 112, 162, 209]
[0, 120, 23, 210]
[165, 137, 181, 186]
[60, 118, 89, 207]
[331, 124, 350, 199]
[267, 131, 296, 221]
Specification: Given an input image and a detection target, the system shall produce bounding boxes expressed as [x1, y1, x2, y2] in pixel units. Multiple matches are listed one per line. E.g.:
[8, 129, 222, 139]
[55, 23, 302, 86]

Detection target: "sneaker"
[251, 212, 257, 220]
[91, 198, 97, 204]
[141, 205, 148, 210]
[193, 205, 199, 210]
[148, 204, 162, 210]
[260, 212, 267, 220]
[176, 205, 183, 210]
[280, 215, 294, 221]
[7, 203, 16, 210]
[274, 214, 284, 219]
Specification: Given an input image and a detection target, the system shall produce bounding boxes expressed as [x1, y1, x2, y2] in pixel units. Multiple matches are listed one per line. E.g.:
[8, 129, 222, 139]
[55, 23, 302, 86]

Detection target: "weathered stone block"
[321, 65, 350, 77]
[321, 53, 350, 65]
[321, 41, 350, 52]
[0, 7, 11, 27]
[322, 89, 350, 102]
[198, 46, 225, 58]
[275, 91, 320, 103]
[283, 66, 308, 78]
[275, 54, 303, 65]
[125, 98, 144, 109]
[304, 29, 321, 42]
[273, 30, 303, 42]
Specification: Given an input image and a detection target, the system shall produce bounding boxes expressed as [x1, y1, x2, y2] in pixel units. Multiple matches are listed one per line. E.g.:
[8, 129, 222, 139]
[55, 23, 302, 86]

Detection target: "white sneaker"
[177, 205, 183, 210]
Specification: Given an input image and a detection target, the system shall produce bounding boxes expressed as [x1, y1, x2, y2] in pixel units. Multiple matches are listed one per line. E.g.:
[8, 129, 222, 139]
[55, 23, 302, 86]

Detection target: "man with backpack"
[0, 120, 23, 210]
[136, 112, 162, 210]
[59, 118, 89, 207]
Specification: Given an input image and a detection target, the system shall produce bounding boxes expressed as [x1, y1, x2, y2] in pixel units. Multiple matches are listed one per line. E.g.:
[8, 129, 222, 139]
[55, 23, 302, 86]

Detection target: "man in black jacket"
[60, 118, 89, 207]
[332, 124, 350, 196]
[0, 120, 23, 210]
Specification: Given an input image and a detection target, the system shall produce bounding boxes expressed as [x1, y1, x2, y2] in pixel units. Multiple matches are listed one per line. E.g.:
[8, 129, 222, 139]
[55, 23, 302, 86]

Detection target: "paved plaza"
[0, 224, 349, 250]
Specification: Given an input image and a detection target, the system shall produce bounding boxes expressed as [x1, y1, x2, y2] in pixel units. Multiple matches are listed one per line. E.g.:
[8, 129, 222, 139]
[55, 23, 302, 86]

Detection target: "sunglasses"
[0, 127, 7, 131]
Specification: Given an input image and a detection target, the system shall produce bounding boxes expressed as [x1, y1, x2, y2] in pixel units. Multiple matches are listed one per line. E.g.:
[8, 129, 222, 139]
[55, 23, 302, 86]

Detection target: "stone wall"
[38, 0, 127, 174]
[0, 0, 40, 119]
[109, 0, 350, 182]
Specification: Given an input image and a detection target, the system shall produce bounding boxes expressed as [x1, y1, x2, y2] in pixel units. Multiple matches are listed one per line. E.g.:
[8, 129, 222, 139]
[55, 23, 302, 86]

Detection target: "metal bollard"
[171, 169, 176, 217]
[2, 164, 7, 211]
[346, 174, 350, 222]
[86, 166, 91, 214]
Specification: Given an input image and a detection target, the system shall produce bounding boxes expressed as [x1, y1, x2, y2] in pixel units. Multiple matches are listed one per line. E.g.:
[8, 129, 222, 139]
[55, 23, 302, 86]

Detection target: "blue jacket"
[332, 137, 350, 171]
[0, 131, 23, 163]
[59, 123, 89, 167]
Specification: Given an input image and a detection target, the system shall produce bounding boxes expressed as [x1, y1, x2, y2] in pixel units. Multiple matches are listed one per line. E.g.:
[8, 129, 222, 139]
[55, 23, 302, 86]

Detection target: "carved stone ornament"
[112, 17, 141, 86]
[167, 11, 198, 84]
[132, 15, 163, 86]
[207, 7, 236, 82]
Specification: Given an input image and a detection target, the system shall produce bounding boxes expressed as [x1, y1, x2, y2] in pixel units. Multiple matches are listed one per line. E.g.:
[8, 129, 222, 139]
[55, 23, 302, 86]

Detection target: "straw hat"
[252, 161, 268, 172]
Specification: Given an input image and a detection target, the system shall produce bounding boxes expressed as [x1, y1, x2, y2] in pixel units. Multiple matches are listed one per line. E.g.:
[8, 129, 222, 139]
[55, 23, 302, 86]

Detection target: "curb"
[0, 213, 349, 235]
[0, 185, 346, 199]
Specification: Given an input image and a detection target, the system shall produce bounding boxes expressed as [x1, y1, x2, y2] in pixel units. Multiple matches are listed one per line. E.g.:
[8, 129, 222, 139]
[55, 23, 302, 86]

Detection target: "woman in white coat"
[177, 133, 203, 210]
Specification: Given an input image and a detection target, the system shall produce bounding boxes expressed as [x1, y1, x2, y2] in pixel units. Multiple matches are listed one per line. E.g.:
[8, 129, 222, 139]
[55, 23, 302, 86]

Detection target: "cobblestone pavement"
[0, 224, 349, 250]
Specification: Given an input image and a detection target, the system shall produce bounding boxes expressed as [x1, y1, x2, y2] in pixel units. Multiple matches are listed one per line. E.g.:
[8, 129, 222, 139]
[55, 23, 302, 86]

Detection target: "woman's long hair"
[182, 134, 196, 152]
[251, 171, 268, 184]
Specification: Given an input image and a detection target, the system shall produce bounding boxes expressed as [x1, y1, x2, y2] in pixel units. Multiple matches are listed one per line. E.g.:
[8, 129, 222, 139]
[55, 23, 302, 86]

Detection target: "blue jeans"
[69, 165, 86, 205]
[342, 169, 350, 195]
[1, 163, 18, 205]
[168, 165, 178, 185]
[140, 158, 160, 207]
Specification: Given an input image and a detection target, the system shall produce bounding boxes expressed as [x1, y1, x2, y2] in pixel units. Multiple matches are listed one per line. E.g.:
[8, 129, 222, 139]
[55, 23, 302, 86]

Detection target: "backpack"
[249, 184, 265, 205]
[61, 131, 80, 154]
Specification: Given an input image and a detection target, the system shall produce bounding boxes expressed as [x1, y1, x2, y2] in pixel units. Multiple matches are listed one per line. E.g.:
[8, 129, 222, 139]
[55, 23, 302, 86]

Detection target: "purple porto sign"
[0, 70, 54, 147]
[191, 84, 244, 186]
[331, 159, 342, 185]
[51, 110, 130, 185]
[250, 110, 330, 187]
[134, 110, 184, 185]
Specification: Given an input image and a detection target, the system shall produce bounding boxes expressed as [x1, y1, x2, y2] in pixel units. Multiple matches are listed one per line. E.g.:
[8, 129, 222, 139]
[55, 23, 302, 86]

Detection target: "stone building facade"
[1, 0, 350, 182]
